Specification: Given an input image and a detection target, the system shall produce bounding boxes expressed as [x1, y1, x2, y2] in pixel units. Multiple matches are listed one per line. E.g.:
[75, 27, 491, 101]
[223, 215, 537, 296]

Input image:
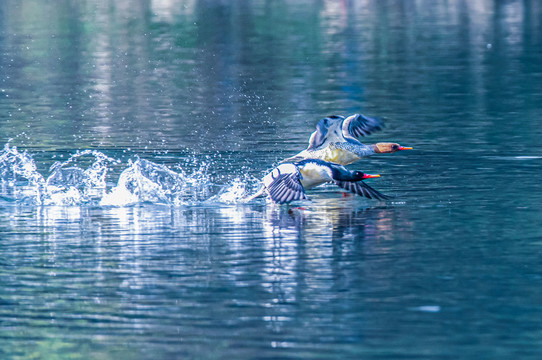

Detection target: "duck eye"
[392, 144, 399, 150]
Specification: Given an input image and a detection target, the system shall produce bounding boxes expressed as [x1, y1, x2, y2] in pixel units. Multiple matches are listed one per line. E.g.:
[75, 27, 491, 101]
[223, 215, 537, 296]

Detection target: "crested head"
[374, 142, 413, 154]
[352, 171, 380, 180]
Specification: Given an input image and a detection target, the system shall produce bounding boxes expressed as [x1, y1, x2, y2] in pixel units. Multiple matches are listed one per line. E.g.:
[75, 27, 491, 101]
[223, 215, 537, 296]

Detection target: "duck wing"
[306, 115, 345, 150]
[334, 180, 391, 200]
[263, 164, 308, 204]
[306, 114, 384, 151]
[342, 114, 384, 139]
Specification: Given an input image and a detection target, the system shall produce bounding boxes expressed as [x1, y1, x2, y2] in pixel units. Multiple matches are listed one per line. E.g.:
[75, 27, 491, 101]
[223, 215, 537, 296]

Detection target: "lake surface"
[1, 0, 542, 359]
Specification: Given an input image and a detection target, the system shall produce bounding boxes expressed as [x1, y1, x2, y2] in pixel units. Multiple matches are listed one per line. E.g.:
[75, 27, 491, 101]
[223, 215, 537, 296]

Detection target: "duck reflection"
[250, 196, 414, 332]
[262, 194, 412, 244]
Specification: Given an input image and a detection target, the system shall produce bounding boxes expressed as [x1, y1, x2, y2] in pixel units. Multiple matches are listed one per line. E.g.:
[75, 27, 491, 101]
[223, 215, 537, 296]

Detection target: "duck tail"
[279, 155, 304, 164]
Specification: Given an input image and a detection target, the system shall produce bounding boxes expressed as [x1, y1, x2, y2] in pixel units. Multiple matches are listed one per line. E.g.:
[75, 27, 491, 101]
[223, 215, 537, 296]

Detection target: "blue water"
[1, 1, 542, 359]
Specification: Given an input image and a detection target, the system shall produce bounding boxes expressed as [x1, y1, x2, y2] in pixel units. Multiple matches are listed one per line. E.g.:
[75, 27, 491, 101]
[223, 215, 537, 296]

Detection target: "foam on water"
[0, 143, 261, 207]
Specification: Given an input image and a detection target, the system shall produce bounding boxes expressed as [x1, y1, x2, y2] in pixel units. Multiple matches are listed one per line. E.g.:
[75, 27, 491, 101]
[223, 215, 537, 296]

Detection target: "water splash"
[45, 150, 119, 205]
[0, 143, 260, 207]
[207, 175, 261, 204]
[101, 158, 216, 206]
[0, 143, 46, 204]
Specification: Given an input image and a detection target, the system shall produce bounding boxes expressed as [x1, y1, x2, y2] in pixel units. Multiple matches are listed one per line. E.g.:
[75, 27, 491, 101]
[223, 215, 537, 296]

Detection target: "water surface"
[1, 1, 542, 359]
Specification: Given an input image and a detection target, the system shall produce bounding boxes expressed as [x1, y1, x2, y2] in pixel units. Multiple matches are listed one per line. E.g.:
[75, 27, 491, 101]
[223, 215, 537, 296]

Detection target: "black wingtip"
[334, 180, 392, 201]
[362, 181, 392, 201]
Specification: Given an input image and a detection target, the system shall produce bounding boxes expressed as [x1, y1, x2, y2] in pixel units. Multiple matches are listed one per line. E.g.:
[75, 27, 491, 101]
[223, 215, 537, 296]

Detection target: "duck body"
[296, 159, 335, 188]
[260, 159, 389, 204]
[289, 140, 375, 165]
[293, 159, 362, 189]
[282, 114, 412, 166]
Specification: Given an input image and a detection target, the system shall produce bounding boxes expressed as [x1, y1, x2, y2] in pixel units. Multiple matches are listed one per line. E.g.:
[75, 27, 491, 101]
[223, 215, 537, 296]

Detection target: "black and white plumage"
[260, 159, 390, 204]
[282, 114, 411, 165]
[262, 163, 308, 204]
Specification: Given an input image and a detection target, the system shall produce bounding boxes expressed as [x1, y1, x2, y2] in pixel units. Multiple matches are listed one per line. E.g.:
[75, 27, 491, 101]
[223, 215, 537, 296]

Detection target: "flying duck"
[247, 159, 390, 204]
[282, 114, 412, 165]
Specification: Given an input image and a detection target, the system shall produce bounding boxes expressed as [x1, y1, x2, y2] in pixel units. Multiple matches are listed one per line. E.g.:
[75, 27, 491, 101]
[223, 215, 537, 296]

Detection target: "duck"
[247, 159, 390, 204]
[282, 113, 412, 165]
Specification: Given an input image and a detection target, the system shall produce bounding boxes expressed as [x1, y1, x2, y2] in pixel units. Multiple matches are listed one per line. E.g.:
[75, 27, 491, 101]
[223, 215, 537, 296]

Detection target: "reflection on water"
[1, 200, 417, 359]
[1, 0, 541, 155]
[1, 0, 542, 359]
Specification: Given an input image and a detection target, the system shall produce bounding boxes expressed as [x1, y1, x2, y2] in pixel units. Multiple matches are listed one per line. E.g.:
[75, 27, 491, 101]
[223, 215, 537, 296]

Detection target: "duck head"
[353, 171, 381, 181]
[374, 142, 413, 154]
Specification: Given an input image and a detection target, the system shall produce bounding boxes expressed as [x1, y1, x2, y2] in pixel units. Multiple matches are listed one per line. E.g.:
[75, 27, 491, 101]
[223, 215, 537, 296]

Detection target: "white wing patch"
[297, 162, 334, 189]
